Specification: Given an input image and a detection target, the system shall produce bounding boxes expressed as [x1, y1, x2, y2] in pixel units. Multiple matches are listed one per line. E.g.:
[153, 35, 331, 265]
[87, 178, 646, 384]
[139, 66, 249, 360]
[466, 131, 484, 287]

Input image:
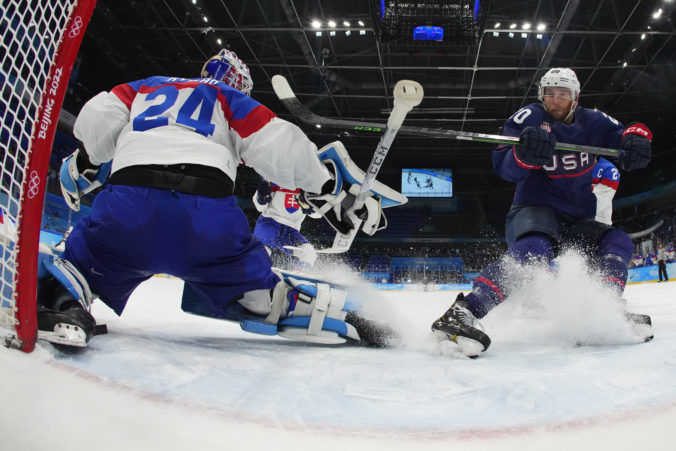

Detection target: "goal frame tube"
[14, 0, 98, 352]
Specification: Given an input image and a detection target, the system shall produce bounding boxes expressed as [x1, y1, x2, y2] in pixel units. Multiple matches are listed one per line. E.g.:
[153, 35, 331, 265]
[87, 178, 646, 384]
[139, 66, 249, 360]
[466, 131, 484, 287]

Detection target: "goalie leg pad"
[38, 253, 94, 311]
[271, 276, 360, 344]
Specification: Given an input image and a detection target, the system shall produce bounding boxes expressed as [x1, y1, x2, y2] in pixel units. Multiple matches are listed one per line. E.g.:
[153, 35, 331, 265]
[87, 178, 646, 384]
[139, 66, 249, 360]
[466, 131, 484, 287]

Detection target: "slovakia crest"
[284, 194, 300, 213]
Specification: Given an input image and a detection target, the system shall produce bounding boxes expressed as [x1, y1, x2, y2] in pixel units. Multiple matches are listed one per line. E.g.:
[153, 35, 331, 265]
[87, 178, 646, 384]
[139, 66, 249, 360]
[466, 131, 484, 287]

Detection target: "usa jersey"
[72, 76, 330, 193]
[493, 103, 624, 219]
[253, 183, 306, 230]
[591, 158, 619, 225]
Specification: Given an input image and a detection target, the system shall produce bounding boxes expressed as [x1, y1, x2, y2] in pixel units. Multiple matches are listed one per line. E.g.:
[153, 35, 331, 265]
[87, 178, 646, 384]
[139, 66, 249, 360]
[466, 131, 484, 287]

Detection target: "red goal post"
[1, 0, 97, 352]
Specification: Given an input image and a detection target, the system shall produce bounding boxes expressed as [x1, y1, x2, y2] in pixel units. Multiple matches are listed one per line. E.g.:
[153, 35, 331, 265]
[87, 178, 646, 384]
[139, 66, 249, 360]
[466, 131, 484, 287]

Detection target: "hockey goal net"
[1, 0, 97, 352]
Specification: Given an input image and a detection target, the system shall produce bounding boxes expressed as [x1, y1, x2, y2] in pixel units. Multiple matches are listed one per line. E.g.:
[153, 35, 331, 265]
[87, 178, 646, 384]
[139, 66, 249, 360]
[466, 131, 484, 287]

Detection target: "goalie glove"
[298, 159, 386, 236]
[60, 149, 112, 211]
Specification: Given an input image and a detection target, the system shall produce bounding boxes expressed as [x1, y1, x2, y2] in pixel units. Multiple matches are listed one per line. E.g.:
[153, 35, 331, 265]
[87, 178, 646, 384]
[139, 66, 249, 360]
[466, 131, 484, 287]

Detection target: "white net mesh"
[0, 0, 80, 332]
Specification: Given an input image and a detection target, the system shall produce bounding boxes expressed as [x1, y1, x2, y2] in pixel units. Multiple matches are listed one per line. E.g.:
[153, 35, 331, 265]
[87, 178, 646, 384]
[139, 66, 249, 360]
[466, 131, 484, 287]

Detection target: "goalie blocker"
[298, 141, 407, 238]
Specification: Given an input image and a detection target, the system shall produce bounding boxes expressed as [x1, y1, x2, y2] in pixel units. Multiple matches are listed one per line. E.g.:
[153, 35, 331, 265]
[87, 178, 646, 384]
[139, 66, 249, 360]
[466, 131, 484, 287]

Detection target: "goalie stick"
[272, 75, 424, 253]
[272, 84, 620, 158]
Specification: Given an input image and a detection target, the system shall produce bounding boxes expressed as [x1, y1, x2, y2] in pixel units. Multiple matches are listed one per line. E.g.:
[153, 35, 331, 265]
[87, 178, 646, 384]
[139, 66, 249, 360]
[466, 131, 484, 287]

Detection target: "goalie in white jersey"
[37, 49, 394, 347]
[253, 178, 319, 269]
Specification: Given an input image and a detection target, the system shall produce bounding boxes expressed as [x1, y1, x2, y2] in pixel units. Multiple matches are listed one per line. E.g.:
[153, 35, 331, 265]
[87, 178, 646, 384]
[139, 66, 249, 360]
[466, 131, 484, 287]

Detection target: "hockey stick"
[330, 79, 423, 252]
[272, 75, 423, 253]
[272, 86, 620, 158]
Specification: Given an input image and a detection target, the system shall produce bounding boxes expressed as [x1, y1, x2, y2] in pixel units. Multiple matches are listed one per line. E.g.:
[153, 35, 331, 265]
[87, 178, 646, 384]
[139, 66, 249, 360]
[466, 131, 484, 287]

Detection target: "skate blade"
[38, 323, 88, 347]
[630, 323, 654, 343]
[432, 329, 483, 358]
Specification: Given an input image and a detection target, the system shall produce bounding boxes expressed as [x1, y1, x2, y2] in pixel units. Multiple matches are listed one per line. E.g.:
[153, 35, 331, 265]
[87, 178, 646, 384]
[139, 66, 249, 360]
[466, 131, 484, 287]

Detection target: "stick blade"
[271, 74, 295, 100]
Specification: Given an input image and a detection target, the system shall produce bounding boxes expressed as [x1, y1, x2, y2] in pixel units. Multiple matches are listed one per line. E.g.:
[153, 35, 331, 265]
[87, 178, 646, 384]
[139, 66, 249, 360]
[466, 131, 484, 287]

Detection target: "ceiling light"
[359, 29, 366, 35]
[345, 30, 351, 36]
[328, 20, 336, 28]
[653, 9, 663, 19]
[343, 21, 351, 27]
[315, 124, 322, 128]
[623, 61, 628, 67]
[311, 20, 321, 29]
[192, 0, 197, 4]
[315, 31, 322, 37]
[494, 22, 501, 28]
[641, 33, 646, 40]
[329, 30, 336, 36]
[358, 20, 365, 26]
[202, 16, 208, 23]
[508, 32, 514, 38]
[509, 23, 517, 29]
[536, 34, 543, 39]
[536, 23, 546, 31]
[521, 33, 527, 38]
[216, 38, 222, 45]
[492, 31, 499, 37]
[522, 22, 531, 30]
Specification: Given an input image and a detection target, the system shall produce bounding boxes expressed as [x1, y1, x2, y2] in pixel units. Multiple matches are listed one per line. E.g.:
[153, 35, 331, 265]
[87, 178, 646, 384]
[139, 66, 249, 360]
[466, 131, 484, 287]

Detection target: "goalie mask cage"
[1, 0, 97, 352]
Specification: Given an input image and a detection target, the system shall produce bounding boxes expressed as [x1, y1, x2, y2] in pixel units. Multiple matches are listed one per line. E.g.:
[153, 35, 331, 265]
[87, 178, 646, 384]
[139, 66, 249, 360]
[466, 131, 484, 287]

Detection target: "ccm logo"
[623, 123, 653, 141]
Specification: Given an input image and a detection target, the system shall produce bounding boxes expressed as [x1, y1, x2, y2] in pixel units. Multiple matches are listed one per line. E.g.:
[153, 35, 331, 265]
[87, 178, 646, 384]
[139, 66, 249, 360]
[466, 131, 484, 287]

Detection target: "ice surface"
[2, 256, 676, 450]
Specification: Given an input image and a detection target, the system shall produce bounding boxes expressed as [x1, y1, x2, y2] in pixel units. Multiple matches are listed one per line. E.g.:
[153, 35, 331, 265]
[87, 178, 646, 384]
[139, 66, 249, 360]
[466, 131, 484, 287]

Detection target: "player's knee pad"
[264, 275, 359, 344]
[37, 253, 93, 311]
[599, 229, 633, 263]
[507, 233, 554, 264]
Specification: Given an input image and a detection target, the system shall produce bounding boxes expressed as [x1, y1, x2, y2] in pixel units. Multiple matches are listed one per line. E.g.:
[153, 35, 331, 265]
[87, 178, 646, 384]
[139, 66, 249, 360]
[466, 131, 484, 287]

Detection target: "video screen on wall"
[401, 168, 453, 197]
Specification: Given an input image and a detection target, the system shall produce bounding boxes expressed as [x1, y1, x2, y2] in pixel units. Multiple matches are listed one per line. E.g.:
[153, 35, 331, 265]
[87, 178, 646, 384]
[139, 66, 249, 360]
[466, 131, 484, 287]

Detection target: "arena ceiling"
[68, 0, 676, 206]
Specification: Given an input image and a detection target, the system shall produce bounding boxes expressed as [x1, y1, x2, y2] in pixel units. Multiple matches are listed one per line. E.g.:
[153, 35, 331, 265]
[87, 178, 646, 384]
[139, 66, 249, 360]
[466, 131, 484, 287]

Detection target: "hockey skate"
[625, 311, 653, 342]
[38, 303, 97, 348]
[432, 293, 491, 357]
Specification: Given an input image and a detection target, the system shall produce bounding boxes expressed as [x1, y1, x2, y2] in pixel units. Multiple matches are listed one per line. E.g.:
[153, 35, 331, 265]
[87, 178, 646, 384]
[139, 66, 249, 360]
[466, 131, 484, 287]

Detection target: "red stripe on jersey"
[598, 178, 619, 190]
[229, 104, 277, 138]
[111, 84, 137, 110]
[271, 186, 301, 194]
[511, 146, 542, 170]
[546, 164, 594, 179]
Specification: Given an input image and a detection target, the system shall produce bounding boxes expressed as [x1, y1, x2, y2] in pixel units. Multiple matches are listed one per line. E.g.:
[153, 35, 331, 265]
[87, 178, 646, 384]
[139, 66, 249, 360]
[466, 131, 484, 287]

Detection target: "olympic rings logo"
[68, 16, 83, 39]
[26, 171, 40, 199]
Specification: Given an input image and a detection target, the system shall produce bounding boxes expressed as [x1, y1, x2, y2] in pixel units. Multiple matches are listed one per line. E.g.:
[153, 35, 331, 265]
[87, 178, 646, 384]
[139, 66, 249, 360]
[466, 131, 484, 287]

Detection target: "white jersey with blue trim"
[72, 76, 330, 193]
[591, 157, 619, 225]
[253, 184, 306, 230]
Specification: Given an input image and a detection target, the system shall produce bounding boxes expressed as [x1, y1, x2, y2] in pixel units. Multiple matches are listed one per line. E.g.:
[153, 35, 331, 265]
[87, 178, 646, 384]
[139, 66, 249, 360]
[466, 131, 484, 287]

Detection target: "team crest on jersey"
[284, 194, 300, 213]
[540, 122, 552, 133]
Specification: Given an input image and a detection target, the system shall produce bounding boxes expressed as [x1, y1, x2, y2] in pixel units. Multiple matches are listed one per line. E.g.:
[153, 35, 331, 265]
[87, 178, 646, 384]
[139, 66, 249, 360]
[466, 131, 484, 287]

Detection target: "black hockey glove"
[516, 126, 556, 167]
[256, 179, 272, 205]
[619, 122, 652, 170]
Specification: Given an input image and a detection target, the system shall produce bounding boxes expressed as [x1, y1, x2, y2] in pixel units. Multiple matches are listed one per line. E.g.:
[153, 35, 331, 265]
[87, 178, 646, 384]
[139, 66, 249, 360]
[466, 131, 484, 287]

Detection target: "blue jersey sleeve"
[492, 104, 548, 182]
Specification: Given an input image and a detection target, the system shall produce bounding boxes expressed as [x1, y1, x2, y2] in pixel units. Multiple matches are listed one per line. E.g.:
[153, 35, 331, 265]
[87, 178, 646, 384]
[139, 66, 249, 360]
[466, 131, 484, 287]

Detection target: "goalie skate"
[37, 306, 97, 348]
[432, 293, 491, 357]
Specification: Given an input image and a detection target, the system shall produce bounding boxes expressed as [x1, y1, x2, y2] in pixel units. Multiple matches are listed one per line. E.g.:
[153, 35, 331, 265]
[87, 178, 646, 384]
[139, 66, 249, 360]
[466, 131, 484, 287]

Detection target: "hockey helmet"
[201, 48, 253, 96]
[538, 68, 580, 102]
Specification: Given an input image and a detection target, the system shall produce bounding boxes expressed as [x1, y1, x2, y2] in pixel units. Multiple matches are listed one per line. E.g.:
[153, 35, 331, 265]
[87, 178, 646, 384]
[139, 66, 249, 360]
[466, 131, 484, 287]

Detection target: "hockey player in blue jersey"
[252, 177, 318, 270]
[432, 68, 653, 357]
[37, 49, 399, 348]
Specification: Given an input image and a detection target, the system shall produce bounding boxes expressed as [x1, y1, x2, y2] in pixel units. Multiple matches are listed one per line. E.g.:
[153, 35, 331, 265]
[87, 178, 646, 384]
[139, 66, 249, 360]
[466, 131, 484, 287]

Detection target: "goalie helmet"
[537, 68, 580, 102]
[201, 48, 253, 96]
